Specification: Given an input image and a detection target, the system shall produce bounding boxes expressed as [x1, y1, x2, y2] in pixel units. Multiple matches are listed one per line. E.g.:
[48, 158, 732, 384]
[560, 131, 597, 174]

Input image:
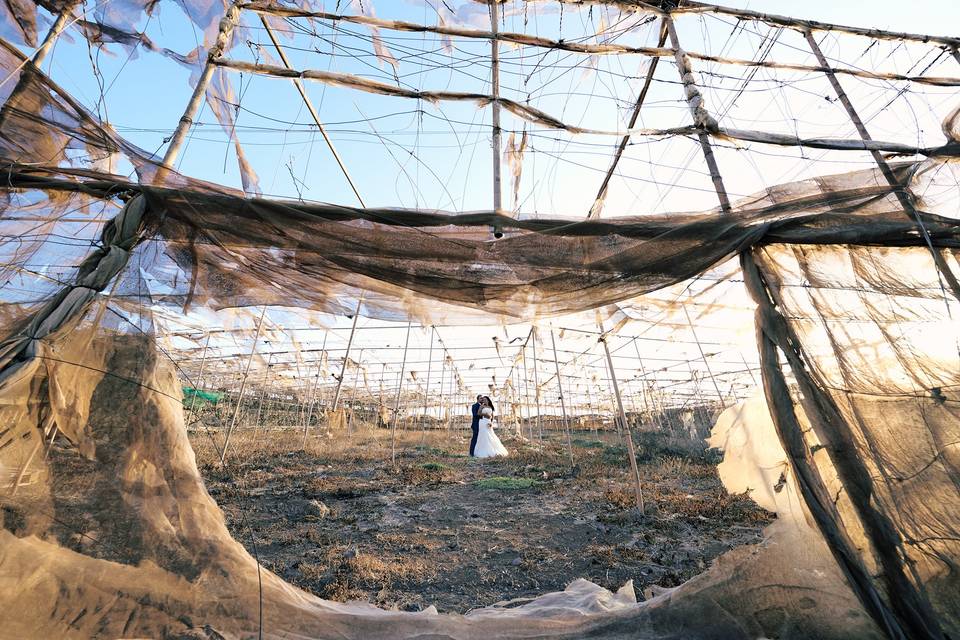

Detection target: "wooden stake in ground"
[301, 331, 327, 446]
[331, 296, 363, 412]
[220, 305, 267, 464]
[599, 323, 645, 513]
[531, 327, 543, 442]
[391, 321, 413, 465]
[422, 325, 434, 429]
[550, 328, 575, 467]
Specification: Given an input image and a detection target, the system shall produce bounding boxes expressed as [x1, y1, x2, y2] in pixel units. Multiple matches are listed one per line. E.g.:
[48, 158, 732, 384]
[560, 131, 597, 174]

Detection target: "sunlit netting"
[1, 0, 959, 637]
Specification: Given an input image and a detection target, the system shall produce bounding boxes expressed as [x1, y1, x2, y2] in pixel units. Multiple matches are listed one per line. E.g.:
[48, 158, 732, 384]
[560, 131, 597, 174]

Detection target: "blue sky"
[13, 0, 960, 408]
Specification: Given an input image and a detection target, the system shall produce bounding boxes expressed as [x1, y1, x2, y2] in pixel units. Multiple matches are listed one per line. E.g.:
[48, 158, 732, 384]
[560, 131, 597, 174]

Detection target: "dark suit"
[469, 402, 481, 456]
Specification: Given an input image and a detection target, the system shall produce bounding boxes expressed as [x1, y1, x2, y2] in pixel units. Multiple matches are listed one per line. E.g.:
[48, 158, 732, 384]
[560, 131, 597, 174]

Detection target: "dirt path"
[194, 429, 773, 613]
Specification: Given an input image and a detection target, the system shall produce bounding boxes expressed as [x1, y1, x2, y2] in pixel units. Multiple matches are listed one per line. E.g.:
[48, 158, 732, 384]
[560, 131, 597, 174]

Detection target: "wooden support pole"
[588, 19, 668, 219]
[531, 327, 543, 442]
[332, 297, 363, 411]
[422, 326, 435, 428]
[599, 325, 644, 512]
[437, 356, 446, 427]
[446, 359, 455, 430]
[32, 2, 78, 68]
[513, 366, 523, 437]
[220, 305, 267, 464]
[550, 328, 574, 467]
[802, 30, 946, 640]
[347, 349, 363, 431]
[664, 14, 927, 639]
[259, 16, 365, 206]
[301, 331, 328, 446]
[520, 336, 534, 442]
[682, 303, 726, 407]
[255, 353, 272, 433]
[391, 321, 413, 465]
[663, 15, 731, 213]
[489, 0, 504, 238]
[804, 29, 960, 302]
[186, 332, 211, 424]
[162, 1, 242, 168]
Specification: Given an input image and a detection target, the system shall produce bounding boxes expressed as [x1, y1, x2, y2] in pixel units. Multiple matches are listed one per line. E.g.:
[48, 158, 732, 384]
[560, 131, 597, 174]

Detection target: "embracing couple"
[469, 395, 509, 458]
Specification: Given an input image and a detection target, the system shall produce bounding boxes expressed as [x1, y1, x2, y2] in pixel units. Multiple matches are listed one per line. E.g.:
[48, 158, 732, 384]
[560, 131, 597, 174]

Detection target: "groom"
[469, 395, 482, 456]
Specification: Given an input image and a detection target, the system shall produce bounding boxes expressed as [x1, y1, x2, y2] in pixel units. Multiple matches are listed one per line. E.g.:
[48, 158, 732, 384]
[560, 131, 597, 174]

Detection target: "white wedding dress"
[474, 407, 509, 458]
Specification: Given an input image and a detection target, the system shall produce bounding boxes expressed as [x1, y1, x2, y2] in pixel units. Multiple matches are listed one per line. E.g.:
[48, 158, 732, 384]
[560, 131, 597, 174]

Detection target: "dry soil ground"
[190, 425, 773, 613]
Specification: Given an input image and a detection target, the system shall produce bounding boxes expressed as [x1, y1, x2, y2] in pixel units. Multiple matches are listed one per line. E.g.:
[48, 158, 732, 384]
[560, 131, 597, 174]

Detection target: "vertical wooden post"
[489, 0, 504, 238]
[301, 331, 328, 446]
[347, 349, 363, 431]
[162, 1, 242, 168]
[422, 326, 435, 428]
[448, 356, 456, 431]
[633, 337, 667, 432]
[531, 327, 543, 442]
[520, 336, 534, 442]
[220, 305, 267, 464]
[513, 365, 524, 437]
[437, 356, 446, 428]
[682, 304, 726, 407]
[254, 353, 272, 435]
[599, 324, 644, 512]
[332, 297, 363, 411]
[391, 321, 413, 464]
[186, 332, 211, 424]
[551, 328, 574, 467]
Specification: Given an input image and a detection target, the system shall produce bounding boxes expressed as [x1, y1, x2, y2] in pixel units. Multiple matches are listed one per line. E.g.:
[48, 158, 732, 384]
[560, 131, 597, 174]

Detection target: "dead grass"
[188, 425, 774, 612]
[307, 546, 436, 603]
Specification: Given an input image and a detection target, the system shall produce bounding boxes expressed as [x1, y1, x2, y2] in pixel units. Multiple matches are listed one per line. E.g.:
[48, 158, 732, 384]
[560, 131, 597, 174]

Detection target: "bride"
[474, 396, 509, 458]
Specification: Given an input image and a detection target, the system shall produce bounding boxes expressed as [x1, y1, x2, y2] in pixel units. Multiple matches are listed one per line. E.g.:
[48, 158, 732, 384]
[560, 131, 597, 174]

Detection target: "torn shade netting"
[1, 3, 960, 640]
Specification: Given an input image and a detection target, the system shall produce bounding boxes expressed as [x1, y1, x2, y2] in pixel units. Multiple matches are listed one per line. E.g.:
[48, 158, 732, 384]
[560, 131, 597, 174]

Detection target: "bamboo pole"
[301, 331, 328, 446]
[588, 19, 667, 219]
[520, 336, 534, 441]
[550, 328, 575, 467]
[437, 356, 446, 428]
[682, 304, 727, 407]
[347, 349, 363, 432]
[240, 2, 960, 56]
[804, 29, 960, 302]
[258, 16, 365, 206]
[664, 17, 730, 213]
[489, 0, 504, 238]
[332, 297, 363, 411]
[32, 2, 78, 67]
[422, 326, 435, 428]
[391, 321, 413, 465]
[254, 353, 272, 434]
[186, 332, 211, 424]
[599, 324, 644, 512]
[220, 305, 267, 464]
[162, 1, 242, 168]
[664, 15, 919, 639]
[445, 360, 454, 431]
[531, 327, 543, 442]
[211, 57, 955, 156]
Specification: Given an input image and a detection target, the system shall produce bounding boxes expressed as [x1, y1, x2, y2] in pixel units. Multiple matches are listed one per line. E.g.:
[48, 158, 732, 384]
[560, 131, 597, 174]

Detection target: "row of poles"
[25, 2, 946, 636]
[185, 306, 744, 519]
